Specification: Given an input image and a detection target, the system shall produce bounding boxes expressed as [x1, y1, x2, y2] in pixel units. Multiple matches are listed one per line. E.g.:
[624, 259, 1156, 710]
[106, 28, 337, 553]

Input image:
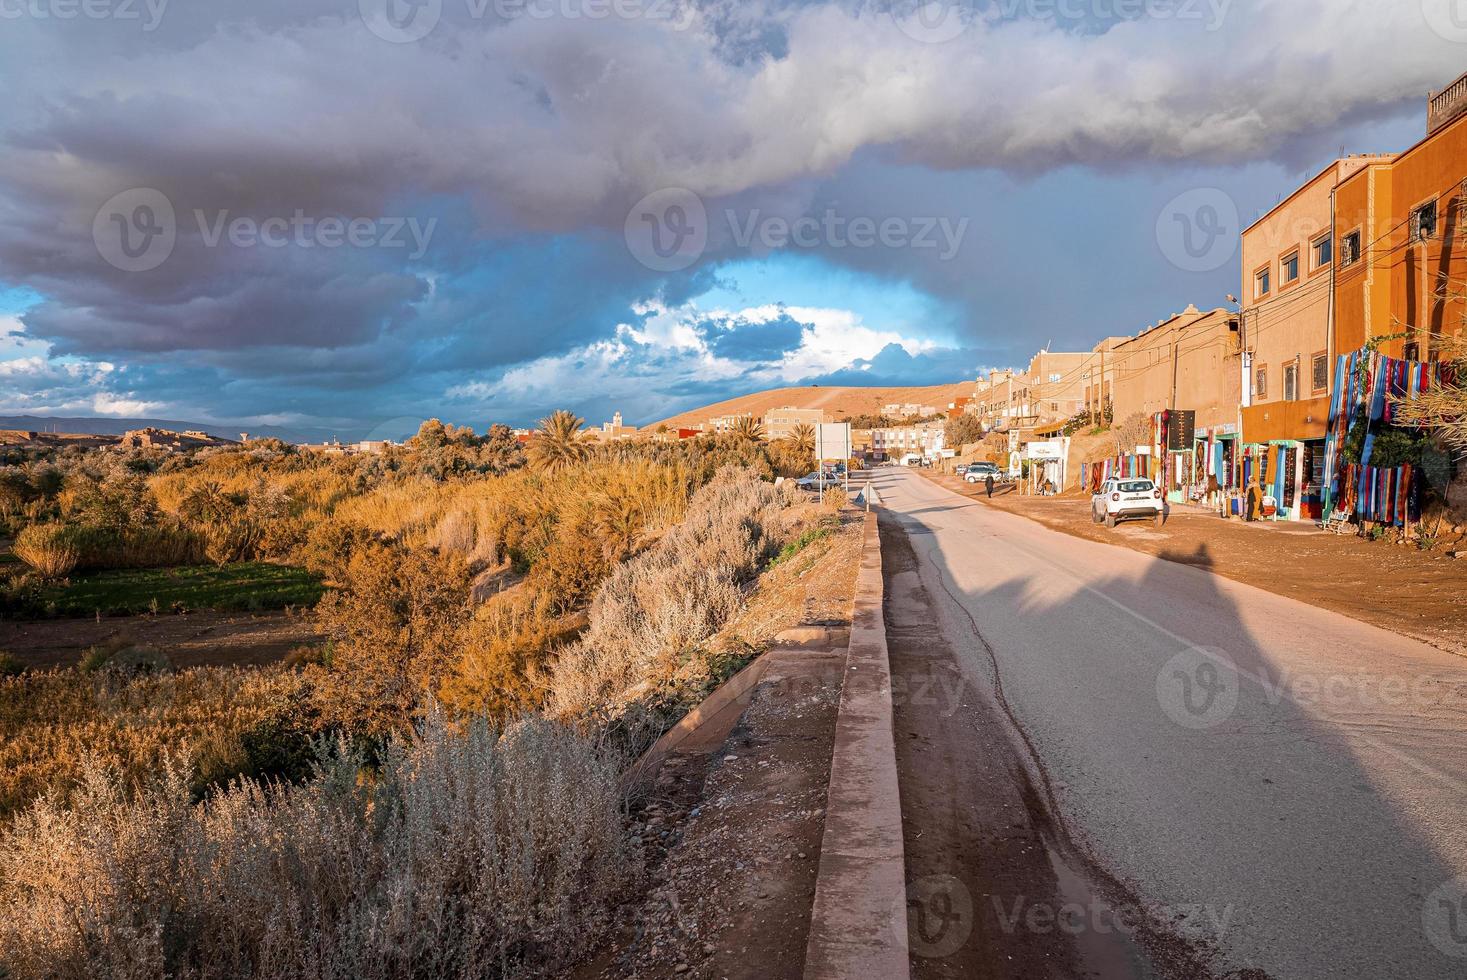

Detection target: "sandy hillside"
[647, 382, 974, 430]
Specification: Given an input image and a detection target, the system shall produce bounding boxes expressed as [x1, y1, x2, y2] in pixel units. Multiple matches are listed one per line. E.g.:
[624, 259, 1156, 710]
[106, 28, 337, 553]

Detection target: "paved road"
[867, 467, 1467, 979]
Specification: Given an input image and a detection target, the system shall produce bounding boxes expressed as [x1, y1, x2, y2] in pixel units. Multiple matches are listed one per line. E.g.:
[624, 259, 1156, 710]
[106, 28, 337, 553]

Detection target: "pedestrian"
[984, 474, 994, 498]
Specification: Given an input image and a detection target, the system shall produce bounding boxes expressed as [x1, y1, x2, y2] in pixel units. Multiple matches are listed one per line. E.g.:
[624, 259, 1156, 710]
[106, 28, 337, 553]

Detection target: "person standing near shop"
[985, 473, 994, 498]
[1245, 475, 1262, 522]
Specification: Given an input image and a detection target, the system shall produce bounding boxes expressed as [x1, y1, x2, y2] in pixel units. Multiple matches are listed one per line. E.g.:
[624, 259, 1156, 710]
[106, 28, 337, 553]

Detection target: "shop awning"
[1240, 396, 1329, 443]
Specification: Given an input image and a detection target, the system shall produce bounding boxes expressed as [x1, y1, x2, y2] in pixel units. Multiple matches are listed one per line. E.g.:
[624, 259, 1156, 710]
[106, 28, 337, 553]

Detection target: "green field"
[32, 563, 324, 617]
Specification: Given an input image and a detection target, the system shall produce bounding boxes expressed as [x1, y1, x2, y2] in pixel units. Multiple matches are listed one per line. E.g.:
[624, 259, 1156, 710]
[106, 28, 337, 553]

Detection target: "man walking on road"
[984, 473, 994, 498]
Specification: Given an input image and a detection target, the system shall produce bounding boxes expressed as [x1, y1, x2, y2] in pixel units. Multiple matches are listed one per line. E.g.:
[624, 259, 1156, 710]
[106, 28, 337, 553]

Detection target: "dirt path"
[0, 610, 319, 669]
[924, 472, 1467, 659]
[881, 515, 1222, 980]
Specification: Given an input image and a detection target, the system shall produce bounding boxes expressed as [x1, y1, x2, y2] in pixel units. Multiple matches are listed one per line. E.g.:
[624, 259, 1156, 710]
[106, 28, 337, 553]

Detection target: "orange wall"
[1241, 159, 1384, 413]
[1110, 309, 1240, 430]
[1334, 115, 1467, 359]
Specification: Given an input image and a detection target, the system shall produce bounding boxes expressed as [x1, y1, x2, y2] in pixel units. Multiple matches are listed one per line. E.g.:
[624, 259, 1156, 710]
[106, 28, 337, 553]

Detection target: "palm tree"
[529, 410, 591, 473]
[786, 422, 816, 457]
[729, 414, 765, 442]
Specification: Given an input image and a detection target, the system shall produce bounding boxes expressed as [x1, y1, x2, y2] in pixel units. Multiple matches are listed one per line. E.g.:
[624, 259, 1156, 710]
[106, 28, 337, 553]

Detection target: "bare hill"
[647, 382, 974, 430]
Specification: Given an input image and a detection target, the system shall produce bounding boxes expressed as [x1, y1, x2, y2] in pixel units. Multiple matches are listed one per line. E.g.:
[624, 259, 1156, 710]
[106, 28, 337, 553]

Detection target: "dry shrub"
[0, 666, 306, 822]
[13, 522, 79, 578]
[440, 591, 574, 719]
[0, 713, 635, 980]
[310, 545, 473, 736]
[201, 515, 259, 565]
[13, 522, 202, 577]
[549, 467, 794, 722]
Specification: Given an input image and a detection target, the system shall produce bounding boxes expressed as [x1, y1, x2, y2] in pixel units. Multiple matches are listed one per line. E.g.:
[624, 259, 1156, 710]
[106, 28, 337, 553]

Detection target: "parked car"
[1091, 477, 1166, 529]
[964, 463, 1001, 484]
[955, 464, 969, 476]
[794, 471, 823, 491]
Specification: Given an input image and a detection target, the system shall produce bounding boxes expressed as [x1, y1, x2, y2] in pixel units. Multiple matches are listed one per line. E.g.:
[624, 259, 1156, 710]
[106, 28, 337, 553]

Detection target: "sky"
[0, 0, 1462, 440]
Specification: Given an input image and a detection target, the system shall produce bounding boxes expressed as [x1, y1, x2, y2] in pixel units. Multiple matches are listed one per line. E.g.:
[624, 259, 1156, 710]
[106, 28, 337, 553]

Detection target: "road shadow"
[870, 470, 1467, 980]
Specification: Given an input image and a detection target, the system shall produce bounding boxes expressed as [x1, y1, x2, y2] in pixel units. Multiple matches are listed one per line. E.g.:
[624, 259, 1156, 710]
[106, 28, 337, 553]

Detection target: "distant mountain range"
[0, 415, 338, 445]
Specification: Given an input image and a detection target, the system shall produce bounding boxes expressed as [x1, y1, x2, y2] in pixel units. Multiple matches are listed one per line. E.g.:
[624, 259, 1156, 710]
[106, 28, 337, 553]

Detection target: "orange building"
[1237, 156, 1392, 519]
[1334, 72, 1467, 361]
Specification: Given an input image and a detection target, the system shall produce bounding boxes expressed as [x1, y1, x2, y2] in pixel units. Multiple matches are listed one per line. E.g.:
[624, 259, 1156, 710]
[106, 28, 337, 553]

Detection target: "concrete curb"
[624, 625, 851, 788]
[623, 654, 773, 789]
[803, 510, 910, 980]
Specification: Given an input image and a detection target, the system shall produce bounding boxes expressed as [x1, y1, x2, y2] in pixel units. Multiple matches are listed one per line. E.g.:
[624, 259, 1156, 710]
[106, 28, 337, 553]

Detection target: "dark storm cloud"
[0, 0, 1459, 428]
[702, 312, 807, 361]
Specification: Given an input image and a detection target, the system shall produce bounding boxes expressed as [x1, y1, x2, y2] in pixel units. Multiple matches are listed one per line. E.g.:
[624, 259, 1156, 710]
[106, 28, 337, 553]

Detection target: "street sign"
[814, 423, 852, 501]
[815, 423, 852, 463]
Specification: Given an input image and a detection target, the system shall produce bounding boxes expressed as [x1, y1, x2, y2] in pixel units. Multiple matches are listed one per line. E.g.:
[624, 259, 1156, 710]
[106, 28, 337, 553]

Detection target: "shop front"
[1240, 397, 1329, 522]
[1165, 422, 1238, 511]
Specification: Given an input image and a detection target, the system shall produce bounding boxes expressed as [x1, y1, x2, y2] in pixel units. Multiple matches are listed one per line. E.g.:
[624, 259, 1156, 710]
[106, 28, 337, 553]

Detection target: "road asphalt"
[867, 466, 1467, 980]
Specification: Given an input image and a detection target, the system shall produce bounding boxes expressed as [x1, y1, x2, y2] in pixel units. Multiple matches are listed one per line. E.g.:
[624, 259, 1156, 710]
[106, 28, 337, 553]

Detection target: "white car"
[964, 464, 1001, 484]
[1092, 477, 1166, 529]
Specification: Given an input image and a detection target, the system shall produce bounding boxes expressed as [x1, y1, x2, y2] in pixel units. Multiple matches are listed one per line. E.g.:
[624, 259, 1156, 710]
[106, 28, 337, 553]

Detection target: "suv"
[964, 463, 1001, 484]
[1092, 478, 1166, 529]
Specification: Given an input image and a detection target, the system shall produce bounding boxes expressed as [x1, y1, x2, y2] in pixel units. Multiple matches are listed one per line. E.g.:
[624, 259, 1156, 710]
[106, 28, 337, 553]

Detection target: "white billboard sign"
[815, 423, 852, 462]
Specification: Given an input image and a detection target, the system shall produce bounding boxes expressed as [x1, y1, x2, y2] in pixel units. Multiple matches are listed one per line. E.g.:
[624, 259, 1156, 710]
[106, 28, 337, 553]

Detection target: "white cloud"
[92, 393, 166, 417]
[449, 297, 939, 421]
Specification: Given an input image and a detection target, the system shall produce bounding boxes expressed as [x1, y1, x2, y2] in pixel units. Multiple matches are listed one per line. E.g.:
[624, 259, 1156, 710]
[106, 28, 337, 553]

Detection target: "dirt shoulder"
[574, 516, 863, 979]
[923, 471, 1467, 658]
[0, 610, 320, 670]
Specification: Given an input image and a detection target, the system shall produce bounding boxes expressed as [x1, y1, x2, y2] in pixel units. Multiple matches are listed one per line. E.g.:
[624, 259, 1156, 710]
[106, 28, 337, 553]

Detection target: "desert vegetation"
[0, 414, 831, 978]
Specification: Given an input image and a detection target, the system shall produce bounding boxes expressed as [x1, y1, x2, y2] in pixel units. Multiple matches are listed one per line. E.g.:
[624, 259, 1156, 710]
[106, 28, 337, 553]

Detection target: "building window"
[1255, 268, 1271, 298]
[1312, 353, 1328, 393]
[1311, 234, 1332, 269]
[1411, 200, 1438, 242]
[1341, 231, 1362, 266]
[1284, 363, 1298, 401]
[1282, 251, 1300, 284]
[1048, 373, 1061, 383]
[1255, 365, 1267, 399]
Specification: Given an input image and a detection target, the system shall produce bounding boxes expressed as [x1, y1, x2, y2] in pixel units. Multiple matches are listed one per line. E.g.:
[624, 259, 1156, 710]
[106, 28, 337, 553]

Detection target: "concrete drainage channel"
[614, 510, 909, 980]
[803, 510, 910, 980]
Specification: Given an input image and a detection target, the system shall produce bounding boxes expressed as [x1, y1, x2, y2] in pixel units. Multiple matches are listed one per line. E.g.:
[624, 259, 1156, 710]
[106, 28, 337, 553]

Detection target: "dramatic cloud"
[0, 0, 1456, 428]
[445, 300, 985, 425]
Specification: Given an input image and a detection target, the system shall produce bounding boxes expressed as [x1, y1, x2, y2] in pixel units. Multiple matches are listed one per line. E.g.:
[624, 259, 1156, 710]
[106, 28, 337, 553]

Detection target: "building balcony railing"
[1429, 70, 1467, 135]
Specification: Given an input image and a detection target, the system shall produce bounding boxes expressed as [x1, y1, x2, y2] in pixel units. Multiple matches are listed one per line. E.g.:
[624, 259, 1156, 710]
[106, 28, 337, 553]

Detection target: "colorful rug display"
[1321, 348, 1450, 526]
[1082, 454, 1153, 493]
